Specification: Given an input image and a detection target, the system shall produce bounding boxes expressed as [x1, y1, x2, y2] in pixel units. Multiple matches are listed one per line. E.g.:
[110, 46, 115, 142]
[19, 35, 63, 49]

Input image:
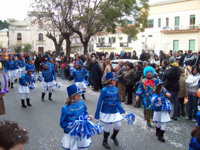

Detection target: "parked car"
[111, 59, 142, 69]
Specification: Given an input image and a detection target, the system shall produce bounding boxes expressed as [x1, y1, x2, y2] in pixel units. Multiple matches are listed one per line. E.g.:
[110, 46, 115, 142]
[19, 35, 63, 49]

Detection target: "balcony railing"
[161, 25, 200, 34]
[96, 43, 112, 47]
[120, 42, 129, 47]
[36, 40, 46, 45]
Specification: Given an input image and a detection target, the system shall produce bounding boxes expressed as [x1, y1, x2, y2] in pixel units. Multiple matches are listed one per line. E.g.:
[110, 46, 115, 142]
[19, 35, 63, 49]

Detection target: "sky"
[0, 0, 165, 21]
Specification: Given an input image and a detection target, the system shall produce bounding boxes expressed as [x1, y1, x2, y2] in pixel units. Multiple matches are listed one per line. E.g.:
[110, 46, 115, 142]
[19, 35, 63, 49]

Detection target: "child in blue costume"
[189, 112, 200, 150]
[72, 61, 88, 100]
[4, 54, 18, 88]
[25, 57, 35, 72]
[60, 84, 94, 150]
[18, 68, 35, 108]
[41, 62, 56, 101]
[18, 54, 26, 78]
[151, 79, 172, 143]
[95, 72, 125, 149]
[14, 56, 19, 82]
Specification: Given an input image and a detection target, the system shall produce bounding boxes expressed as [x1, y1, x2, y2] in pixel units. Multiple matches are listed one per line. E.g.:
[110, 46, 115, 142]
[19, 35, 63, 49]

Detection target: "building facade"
[0, 28, 8, 49]
[94, 0, 200, 55]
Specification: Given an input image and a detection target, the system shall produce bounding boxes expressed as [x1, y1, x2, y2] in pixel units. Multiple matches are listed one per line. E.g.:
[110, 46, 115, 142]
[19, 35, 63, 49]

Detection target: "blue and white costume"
[18, 72, 35, 96]
[4, 58, 17, 85]
[95, 85, 125, 125]
[151, 79, 172, 143]
[41, 63, 56, 101]
[60, 84, 91, 150]
[14, 58, 19, 80]
[72, 67, 88, 92]
[18, 69, 35, 108]
[95, 72, 125, 148]
[151, 93, 171, 124]
[18, 59, 26, 77]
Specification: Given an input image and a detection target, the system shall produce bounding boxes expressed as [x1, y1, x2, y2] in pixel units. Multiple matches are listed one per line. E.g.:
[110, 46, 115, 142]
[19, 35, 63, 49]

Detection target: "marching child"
[18, 54, 26, 78]
[60, 84, 93, 150]
[72, 61, 88, 100]
[151, 79, 172, 142]
[41, 62, 56, 101]
[4, 54, 17, 88]
[18, 68, 35, 108]
[95, 72, 125, 149]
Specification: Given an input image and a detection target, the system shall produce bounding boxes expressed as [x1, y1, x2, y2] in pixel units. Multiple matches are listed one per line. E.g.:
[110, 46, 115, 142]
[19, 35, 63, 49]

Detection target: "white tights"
[21, 93, 30, 99]
[43, 86, 53, 93]
[103, 121, 121, 132]
[156, 122, 167, 131]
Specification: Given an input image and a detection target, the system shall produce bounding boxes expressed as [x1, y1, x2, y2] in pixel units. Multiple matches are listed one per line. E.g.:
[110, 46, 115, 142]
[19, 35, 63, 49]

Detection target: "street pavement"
[0, 75, 194, 150]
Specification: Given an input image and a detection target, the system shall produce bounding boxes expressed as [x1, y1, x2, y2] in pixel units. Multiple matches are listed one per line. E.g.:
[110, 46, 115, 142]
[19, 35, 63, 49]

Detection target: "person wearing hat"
[60, 84, 93, 150]
[4, 54, 18, 88]
[136, 66, 166, 127]
[165, 56, 181, 121]
[41, 62, 56, 101]
[18, 68, 35, 108]
[25, 57, 35, 72]
[72, 61, 88, 100]
[95, 72, 125, 149]
[151, 79, 172, 142]
[17, 54, 26, 78]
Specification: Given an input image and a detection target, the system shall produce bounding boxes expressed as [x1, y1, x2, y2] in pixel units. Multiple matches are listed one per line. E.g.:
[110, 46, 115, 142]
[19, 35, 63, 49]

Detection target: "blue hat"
[143, 66, 155, 77]
[105, 72, 118, 81]
[9, 54, 12, 56]
[28, 57, 31, 61]
[18, 54, 21, 57]
[43, 62, 48, 67]
[67, 84, 84, 98]
[47, 57, 51, 61]
[77, 61, 82, 66]
[155, 79, 163, 87]
[197, 112, 200, 127]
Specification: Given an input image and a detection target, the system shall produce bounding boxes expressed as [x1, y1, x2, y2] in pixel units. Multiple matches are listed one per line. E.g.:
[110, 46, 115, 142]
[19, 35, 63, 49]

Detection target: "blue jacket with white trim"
[19, 73, 35, 86]
[60, 100, 88, 134]
[73, 68, 88, 82]
[4, 60, 17, 72]
[95, 85, 125, 119]
[18, 59, 26, 68]
[26, 63, 35, 71]
[42, 68, 56, 82]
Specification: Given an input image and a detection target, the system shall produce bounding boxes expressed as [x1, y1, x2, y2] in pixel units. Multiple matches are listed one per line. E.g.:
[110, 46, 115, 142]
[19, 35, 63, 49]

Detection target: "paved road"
[0, 76, 194, 150]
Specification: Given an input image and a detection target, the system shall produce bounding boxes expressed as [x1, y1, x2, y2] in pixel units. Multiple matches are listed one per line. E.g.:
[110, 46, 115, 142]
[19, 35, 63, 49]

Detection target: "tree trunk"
[83, 41, 89, 55]
[65, 37, 71, 57]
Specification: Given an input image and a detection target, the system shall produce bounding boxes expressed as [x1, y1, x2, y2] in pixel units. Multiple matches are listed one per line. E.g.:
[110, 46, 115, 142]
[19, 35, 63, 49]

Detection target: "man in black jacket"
[140, 49, 147, 61]
[164, 56, 181, 121]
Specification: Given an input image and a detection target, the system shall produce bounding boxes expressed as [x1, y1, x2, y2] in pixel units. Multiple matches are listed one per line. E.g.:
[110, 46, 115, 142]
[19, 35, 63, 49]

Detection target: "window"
[147, 19, 154, 28]
[17, 33, 22, 41]
[175, 16, 180, 30]
[166, 18, 169, 27]
[148, 35, 152, 37]
[190, 15, 195, 25]
[189, 40, 195, 51]
[38, 33, 43, 41]
[111, 37, 116, 43]
[158, 18, 161, 27]
[127, 36, 132, 43]
[173, 40, 179, 51]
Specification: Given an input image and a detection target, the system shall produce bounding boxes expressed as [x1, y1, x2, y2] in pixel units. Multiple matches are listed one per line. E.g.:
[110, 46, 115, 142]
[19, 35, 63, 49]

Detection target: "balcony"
[96, 43, 112, 48]
[161, 25, 200, 34]
[36, 40, 46, 45]
[120, 42, 129, 47]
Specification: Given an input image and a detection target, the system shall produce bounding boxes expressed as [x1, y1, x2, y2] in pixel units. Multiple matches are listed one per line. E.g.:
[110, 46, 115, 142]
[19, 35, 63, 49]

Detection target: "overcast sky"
[0, 0, 164, 21]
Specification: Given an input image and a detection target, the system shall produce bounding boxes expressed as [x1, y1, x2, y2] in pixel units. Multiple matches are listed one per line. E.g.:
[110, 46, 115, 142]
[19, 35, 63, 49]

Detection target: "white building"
[0, 28, 8, 49]
[94, 0, 200, 55]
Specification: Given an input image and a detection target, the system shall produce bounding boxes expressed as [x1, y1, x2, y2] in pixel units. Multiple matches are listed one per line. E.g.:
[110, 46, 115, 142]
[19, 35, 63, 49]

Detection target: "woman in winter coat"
[185, 66, 200, 121]
[178, 67, 187, 117]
